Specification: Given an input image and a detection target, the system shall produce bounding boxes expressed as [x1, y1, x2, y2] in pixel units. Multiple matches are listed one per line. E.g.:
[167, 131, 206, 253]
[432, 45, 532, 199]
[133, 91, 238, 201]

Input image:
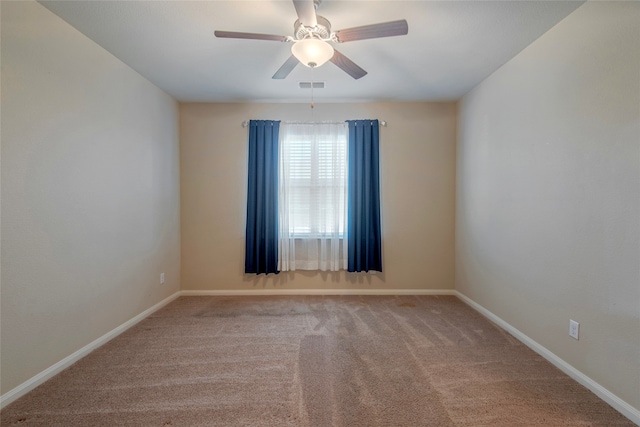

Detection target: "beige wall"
[180, 102, 456, 291]
[1, 1, 181, 394]
[456, 1, 640, 412]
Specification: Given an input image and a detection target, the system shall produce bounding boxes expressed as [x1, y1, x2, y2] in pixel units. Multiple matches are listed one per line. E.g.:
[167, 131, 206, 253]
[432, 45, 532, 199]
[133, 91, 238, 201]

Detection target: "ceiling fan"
[214, 0, 408, 80]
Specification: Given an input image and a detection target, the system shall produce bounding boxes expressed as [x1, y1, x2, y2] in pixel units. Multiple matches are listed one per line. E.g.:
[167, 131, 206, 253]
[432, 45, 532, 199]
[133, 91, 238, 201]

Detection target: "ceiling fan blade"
[330, 49, 367, 80]
[334, 19, 408, 43]
[292, 0, 317, 27]
[272, 55, 300, 79]
[214, 30, 288, 42]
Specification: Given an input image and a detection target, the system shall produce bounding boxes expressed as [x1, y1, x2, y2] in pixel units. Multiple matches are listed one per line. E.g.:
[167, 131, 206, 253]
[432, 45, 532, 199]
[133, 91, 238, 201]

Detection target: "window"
[278, 122, 348, 271]
[282, 127, 347, 236]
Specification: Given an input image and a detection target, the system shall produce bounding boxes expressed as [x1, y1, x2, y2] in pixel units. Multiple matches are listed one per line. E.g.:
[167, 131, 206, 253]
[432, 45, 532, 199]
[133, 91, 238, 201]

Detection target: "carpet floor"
[1, 295, 634, 426]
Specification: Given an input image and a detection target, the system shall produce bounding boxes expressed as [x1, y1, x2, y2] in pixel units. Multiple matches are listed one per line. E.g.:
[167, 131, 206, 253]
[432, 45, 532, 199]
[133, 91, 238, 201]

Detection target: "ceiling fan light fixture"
[291, 38, 334, 68]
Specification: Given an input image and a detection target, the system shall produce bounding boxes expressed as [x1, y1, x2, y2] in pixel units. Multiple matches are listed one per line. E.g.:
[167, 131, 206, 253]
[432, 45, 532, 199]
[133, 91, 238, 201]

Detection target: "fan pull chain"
[310, 65, 315, 110]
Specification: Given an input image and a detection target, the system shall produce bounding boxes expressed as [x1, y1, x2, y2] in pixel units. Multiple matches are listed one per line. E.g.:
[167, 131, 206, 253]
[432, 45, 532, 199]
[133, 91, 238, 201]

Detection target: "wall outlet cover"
[569, 319, 579, 340]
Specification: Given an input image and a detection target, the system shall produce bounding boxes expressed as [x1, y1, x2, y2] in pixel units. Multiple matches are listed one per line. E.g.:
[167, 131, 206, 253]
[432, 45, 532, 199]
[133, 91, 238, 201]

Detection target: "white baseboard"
[455, 291, 640, 426]
[0, 291, 181, 410]
[180, 288, 456, 296]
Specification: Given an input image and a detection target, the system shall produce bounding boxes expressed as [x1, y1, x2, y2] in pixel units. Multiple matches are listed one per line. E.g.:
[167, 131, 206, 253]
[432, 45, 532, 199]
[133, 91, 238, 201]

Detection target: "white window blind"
[278, 122, 348, 271]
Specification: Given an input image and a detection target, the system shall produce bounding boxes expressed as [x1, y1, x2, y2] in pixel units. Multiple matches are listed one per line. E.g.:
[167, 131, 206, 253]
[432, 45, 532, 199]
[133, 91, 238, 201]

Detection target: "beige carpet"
[1, 295, 634, 426]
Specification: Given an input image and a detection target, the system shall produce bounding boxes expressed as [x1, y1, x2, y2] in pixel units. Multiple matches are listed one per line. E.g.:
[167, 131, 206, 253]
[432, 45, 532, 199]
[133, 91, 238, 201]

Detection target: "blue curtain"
[245, 120, 280, 274]
[347, 120, 382, 272]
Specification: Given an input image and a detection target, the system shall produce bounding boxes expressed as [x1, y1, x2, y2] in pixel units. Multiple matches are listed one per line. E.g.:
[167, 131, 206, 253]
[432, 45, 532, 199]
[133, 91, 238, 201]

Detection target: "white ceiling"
[39, 0, 584, 103]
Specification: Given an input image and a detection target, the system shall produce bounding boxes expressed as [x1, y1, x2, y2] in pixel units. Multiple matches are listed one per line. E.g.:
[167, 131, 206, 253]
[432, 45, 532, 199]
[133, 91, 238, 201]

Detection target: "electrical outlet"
[569, 319, 579, 340]
[160, 273, 165, 285]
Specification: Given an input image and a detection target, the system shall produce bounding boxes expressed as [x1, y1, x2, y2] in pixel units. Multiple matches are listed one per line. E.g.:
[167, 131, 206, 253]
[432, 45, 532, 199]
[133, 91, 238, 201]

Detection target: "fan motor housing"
[294, 16, 331, 40]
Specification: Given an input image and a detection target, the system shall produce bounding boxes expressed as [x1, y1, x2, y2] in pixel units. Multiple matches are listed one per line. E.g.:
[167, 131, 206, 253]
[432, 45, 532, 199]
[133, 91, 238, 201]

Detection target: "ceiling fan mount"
[293, 16, 331, 41]
[214, 0, 408, 80]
